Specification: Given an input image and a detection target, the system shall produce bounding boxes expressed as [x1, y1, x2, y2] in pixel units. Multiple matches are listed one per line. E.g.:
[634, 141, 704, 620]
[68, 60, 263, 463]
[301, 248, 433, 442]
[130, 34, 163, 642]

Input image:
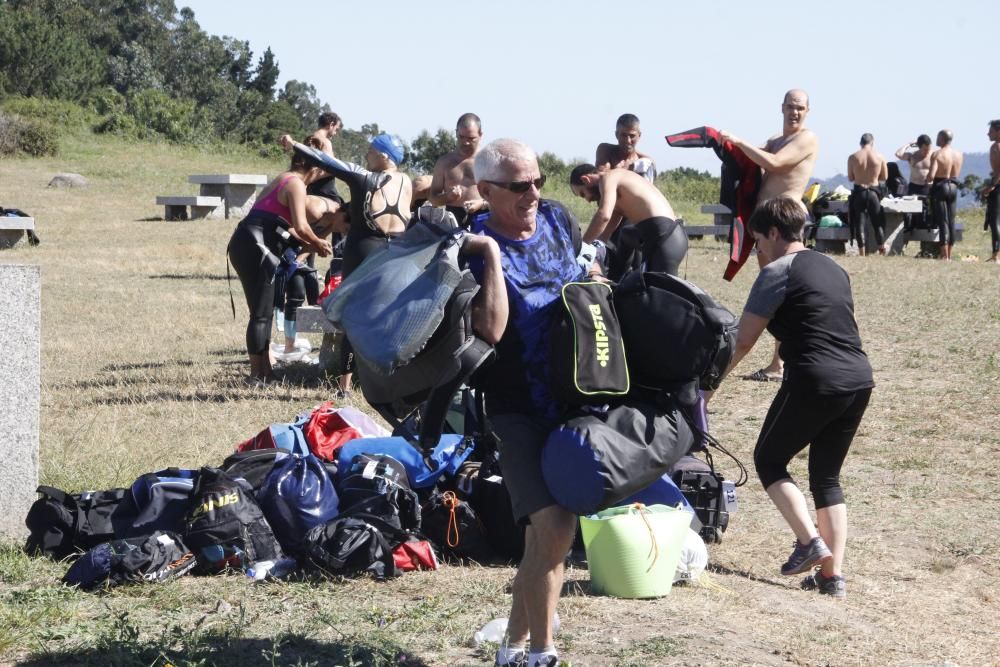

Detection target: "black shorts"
[490, 412, 557, 524]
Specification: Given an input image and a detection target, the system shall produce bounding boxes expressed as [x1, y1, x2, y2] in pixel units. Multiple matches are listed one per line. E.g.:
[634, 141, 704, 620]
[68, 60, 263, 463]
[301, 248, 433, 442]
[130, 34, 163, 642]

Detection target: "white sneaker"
[294, 337, 312, 352]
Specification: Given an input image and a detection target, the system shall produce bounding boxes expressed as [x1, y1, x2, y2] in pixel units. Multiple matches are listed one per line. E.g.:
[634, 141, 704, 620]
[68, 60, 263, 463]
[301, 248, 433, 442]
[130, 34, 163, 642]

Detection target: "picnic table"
[685, 205, 731, 240]
[188, 174, 267, 219]
[812, 196, 961, 255]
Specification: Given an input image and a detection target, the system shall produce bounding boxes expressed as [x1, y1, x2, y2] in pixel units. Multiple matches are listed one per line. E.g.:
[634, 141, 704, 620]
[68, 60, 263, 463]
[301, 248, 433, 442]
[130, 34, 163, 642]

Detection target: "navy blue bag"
[257, 453, 340, 554]
[62, 530, 196, 591]
[126, 468, 199, 537]
[541, 402, 694, 515]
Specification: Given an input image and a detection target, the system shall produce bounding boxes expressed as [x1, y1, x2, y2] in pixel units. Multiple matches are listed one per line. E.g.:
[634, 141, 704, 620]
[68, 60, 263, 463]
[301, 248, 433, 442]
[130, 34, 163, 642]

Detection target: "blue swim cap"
[370, 133, 405, 165]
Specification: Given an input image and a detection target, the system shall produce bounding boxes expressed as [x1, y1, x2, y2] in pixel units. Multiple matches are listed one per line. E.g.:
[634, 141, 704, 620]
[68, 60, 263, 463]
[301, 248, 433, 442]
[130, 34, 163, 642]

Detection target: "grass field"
[1, 132, 999, 667]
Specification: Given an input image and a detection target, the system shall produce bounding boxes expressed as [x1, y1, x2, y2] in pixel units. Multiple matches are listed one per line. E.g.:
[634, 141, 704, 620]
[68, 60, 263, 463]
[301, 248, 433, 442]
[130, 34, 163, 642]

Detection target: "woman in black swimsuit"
[282, 133, 412, 391]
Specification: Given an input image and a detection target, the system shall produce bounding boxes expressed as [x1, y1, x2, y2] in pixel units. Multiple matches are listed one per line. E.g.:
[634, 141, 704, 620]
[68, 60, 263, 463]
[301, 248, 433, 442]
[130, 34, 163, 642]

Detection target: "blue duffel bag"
[541, 402, 694, 516]
[335, 434, 475, 489]
[258, 453, 340, 555]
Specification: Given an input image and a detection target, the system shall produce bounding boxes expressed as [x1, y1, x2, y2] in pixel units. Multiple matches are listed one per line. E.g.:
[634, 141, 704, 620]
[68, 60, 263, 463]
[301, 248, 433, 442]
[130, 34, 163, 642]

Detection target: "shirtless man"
[720, 89, 819, 381]
[847, 133, 888, 255]
[570, 165, 688, 276]
[309, 111, 342, 155]
[596, 114, 657, 182]
[979, 120, 1000, 263]
[895, 134, 933, 231]
[429, 113, 486, 226]
[927, 129, 964, 260]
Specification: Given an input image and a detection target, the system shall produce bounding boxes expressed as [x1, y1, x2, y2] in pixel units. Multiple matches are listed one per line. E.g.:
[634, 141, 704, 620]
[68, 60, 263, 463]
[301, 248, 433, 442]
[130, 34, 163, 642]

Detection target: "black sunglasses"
[483, 175, 546, 194]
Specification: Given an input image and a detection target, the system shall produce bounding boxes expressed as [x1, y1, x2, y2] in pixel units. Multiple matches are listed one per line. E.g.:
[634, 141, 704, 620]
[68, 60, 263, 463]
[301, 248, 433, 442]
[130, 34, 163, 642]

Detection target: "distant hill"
[814, 152, 992, 208]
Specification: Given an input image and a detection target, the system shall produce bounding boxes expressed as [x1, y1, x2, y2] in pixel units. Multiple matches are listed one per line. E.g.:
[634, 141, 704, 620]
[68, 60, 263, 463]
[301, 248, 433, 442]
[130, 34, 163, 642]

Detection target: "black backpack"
[220, 448, 338, 491]
[24, 486, 137, 560]
[183, 467, 285, 572]
[614, 271, 738, 405]
[420, 490, 492, 562]
[337, 454, 421, 535]
[549, 281, 630, 406]
[302, 517, 398, 580]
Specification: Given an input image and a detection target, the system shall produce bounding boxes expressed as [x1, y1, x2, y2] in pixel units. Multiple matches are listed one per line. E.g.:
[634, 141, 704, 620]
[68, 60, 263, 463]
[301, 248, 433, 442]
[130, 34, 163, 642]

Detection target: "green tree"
[407, 128, 456, 174]
[249, 47, 279, 98]
[332, 123, 381, 165]
[279, 80, 330, 134]
[0, 4, 104, 99]
[108, 42, 163, 95]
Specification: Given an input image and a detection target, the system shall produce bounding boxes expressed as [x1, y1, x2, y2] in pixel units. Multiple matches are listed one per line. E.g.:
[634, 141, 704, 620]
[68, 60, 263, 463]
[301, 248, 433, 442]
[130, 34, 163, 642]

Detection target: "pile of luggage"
[23, 401, 527, 591]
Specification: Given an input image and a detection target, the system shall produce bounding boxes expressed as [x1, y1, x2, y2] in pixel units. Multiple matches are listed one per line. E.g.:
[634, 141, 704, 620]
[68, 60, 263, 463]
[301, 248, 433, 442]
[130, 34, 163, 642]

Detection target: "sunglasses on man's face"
[484, 175, 546, 194]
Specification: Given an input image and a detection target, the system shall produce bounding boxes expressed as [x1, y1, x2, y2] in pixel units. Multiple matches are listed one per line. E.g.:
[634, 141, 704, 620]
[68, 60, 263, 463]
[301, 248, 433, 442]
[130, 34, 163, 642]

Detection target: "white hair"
[474, 138, 537, 182]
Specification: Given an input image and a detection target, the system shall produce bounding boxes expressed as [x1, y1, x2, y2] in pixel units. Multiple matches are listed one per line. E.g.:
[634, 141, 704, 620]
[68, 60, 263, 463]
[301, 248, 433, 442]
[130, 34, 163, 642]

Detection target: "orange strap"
[633, 502, 660, 572]
[443, 491, 461, 548]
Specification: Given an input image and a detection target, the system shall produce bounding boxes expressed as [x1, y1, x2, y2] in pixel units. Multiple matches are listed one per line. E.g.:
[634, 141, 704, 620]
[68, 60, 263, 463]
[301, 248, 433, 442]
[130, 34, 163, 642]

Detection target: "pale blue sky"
[181, 0, 995, 178]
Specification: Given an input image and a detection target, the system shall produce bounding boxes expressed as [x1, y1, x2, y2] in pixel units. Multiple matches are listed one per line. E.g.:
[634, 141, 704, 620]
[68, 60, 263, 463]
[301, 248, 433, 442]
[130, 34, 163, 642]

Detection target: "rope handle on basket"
[443, 491, 461, 548]
[632, 502, 660, 572]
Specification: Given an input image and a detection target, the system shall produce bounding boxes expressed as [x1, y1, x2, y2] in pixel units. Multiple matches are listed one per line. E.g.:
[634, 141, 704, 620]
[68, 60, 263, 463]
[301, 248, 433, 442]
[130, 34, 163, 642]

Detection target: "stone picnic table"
[188, 174, 268, 219]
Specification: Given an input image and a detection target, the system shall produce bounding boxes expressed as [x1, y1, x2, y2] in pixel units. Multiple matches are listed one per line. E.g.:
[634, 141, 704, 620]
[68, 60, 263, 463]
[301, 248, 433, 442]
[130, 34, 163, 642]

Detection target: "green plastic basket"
[580, 503, 690, 598]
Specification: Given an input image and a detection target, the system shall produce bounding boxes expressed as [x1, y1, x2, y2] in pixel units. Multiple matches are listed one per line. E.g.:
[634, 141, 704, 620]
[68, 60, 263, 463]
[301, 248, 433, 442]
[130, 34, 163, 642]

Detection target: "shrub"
[0, 96, 94, 131]
[0, 111, 57, 157]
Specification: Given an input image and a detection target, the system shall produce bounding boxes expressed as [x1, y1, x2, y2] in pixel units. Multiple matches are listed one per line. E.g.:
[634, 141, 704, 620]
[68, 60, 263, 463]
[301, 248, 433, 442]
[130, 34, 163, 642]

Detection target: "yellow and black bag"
[550, 281, 629, 405]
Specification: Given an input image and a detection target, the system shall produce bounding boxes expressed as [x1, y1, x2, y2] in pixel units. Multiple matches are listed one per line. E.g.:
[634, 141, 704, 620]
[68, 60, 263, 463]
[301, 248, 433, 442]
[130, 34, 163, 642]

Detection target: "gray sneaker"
[780, 536, 832, 575]
[801, 569, 847, 598]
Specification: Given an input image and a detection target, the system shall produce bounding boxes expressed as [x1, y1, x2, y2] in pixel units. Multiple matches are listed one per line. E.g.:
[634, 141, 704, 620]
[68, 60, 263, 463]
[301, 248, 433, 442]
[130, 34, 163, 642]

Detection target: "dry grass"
[1, 132, 999, 666]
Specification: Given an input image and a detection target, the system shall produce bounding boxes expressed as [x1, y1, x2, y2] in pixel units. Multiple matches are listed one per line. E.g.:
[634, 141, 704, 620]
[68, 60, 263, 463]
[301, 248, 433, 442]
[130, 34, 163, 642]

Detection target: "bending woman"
[227, 150, 333, 384]
[708, 197, 874, 598]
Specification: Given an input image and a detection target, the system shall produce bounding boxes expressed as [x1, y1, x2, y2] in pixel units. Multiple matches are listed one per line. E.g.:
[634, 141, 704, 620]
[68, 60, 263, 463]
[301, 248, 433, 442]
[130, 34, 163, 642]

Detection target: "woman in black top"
[710, 197, 874, 598]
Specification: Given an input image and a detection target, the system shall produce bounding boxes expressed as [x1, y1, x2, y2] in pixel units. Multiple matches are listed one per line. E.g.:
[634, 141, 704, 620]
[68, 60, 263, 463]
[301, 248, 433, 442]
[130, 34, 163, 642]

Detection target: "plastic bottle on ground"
[473, 613, 560, 645]
[246, 557, 297, 581]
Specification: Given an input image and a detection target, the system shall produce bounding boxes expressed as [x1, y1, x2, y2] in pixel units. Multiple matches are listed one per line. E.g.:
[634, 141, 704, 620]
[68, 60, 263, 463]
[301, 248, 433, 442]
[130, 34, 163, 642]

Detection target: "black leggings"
[986, 188, 1000, 254]
[930, 179, 958, 247]
[228, 217, 284, 356]
[634, 216, 688, 276]
[848, 186, 882, 248]
[283, 268, 319, 321]
[754, 384, 872, 509]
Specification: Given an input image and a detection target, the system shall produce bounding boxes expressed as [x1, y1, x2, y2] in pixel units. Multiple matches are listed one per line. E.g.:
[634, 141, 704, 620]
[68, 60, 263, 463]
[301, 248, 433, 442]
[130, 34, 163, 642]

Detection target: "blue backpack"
[126, 468, 199, 537]
[335, 434, 475, 489]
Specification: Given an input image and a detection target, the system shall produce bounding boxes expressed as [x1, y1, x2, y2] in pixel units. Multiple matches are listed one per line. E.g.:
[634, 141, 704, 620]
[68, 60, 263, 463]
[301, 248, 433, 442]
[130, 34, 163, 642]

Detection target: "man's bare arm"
[879, 158, 888, 182]
[724, 131, 817, 174]
[927, 152, 940, 181]
[895, 143, 916, 161]
[984, 146, 1000, 195]
[847, 156, 856, 183]
[582, 174, 619, 243]
[428, 159, 455, 207]
[466, 235, 507, 344]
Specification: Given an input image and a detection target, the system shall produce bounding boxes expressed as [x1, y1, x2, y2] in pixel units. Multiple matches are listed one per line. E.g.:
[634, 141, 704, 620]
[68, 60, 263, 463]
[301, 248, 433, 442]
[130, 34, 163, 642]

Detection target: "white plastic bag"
[673, 528, 708, 583]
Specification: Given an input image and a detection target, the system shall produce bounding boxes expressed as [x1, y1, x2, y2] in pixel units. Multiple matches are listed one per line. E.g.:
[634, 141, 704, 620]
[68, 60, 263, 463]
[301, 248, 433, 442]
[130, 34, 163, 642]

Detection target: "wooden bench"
[155, 195, 224, 221]
[188, 174, 267, 219]
[0, 216, 35, 249]
[685, 205, 731, 240]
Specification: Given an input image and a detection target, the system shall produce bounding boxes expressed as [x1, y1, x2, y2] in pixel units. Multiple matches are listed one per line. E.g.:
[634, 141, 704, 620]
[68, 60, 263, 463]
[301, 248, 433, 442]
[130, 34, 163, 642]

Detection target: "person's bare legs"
[765, 478, 819, 547]
[816, 503, 847, 577]
[505, 504, 577, 652]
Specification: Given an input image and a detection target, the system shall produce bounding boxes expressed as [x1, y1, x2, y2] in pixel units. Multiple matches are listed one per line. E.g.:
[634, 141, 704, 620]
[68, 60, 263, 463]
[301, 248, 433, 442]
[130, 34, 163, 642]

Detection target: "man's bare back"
[848, 146, 887, 187]
[930, 146, 963, 180]
[574, 168, 675, 243]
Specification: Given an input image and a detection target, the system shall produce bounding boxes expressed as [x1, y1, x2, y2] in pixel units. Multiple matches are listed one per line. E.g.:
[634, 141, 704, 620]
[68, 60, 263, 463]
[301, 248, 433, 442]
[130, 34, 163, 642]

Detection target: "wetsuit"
[986, 187, 1000, 254]
[930, 177, 959, 247]
[310, 155, 404, 276]
[633, 216, 688, 276]
[227, 175, 300, 355]
[743, 250, 873, 508]
[848, 185, 882, 249]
